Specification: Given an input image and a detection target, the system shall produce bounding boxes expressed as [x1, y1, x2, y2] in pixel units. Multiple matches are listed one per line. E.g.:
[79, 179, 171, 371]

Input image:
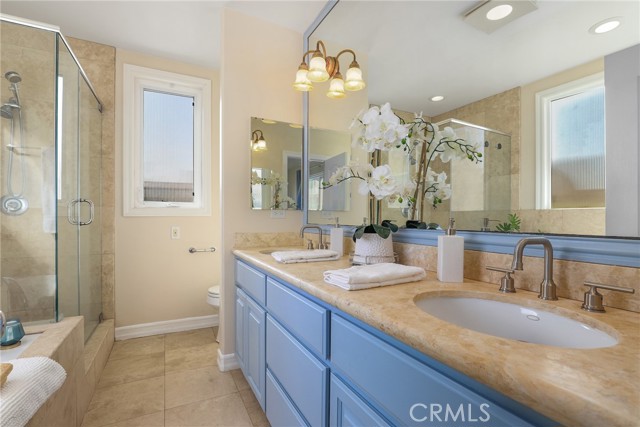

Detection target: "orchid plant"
[323, 102, 482, 228]
[251, 171, 296, 210]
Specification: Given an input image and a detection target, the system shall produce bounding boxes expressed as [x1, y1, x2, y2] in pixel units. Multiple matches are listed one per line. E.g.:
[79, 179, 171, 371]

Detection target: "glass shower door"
[56, 35, 102, 341]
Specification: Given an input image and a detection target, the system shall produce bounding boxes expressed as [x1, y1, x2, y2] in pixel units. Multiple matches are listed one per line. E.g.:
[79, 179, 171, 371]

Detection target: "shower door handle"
[67, 198, 93, 225]
[67, 199, 79, 225]
[78, 198, 94, 226]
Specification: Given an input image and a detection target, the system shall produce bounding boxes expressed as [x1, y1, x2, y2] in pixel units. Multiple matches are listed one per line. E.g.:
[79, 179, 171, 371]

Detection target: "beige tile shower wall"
[66, 37, 116, 321]
[0, 22, 57, 322]
[432, 87, 521, 212]
[395, 242, 639, 313]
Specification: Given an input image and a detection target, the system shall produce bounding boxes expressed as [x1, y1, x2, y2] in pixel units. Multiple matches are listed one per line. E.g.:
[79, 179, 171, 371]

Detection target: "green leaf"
[372, 224, 391, 239]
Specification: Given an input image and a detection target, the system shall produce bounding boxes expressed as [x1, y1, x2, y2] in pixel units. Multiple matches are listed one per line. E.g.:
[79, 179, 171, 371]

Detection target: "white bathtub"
[0, 333, 42, 361]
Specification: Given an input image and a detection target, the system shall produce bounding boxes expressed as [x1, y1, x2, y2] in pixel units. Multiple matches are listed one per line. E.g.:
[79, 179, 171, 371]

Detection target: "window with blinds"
[536, 73, 606, 210]
[123, 64, 211, 216]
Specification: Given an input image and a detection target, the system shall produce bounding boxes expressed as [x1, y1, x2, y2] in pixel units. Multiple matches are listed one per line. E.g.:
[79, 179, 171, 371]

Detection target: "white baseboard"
[115, 314, 219, 341]
[217, 348, 240, 371]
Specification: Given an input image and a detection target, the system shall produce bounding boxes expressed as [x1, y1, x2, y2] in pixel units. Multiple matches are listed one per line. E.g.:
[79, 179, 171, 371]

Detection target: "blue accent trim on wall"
[304, 227, 640, 268]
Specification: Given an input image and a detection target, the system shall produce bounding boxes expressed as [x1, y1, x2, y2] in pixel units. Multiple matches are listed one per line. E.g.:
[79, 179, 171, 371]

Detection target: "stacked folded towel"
[0, 357, 66, 427]
[272, 249, 340, 264]
[324, 263, 426, 290]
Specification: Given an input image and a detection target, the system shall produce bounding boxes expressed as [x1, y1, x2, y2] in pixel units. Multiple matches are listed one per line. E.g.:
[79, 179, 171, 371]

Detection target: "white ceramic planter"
[353, 233, 394, 264]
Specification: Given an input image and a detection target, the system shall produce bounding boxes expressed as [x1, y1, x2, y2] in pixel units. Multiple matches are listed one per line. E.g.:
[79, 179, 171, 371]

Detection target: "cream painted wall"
[219, 9, 304, 356]
[114, 49, 221, 327]
[519, 59, 604, 209]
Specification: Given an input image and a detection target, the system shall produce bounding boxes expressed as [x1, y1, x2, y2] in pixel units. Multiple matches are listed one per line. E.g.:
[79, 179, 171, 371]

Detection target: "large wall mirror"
[304, 0, 639, 240]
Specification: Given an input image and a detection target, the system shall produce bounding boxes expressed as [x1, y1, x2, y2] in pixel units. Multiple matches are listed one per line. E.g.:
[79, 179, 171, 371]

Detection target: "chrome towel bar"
[188, 247, 216, 254]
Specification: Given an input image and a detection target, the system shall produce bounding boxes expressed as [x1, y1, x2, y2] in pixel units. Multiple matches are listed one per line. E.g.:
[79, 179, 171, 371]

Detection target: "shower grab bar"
[189, 247, 216, 254]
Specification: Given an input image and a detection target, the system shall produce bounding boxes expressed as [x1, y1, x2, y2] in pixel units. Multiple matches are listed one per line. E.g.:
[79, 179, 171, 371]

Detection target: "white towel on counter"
[0, 357, 66, 427]
[324, 263, 426, 290]
[272, 249, 340, 264]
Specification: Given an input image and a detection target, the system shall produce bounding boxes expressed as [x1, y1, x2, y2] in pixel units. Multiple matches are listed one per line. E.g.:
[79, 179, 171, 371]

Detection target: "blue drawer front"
[330, 374, 391, 427]
[236, 260, 266, 305]
[267, 315, 327, 427]
[331, 315, 541, 427]
[266, 278, 328, 357]
[266, 369, 308, 427]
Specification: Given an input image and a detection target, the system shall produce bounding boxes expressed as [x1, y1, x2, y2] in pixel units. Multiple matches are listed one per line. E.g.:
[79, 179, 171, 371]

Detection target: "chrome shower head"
[0, 103, 20, 119]
[4, 71, 21, 84]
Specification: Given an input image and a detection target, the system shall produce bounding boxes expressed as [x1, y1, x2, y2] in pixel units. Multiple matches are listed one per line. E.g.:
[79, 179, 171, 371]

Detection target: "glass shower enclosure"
[0, 16, 103, 341]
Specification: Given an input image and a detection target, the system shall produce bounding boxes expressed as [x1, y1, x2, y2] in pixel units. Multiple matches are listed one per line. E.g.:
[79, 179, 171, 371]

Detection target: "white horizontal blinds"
[550, 85, 605, 208]
[142, 89, 195, 203]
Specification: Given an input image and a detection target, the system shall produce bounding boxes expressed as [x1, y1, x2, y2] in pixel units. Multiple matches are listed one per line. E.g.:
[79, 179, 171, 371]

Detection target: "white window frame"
[123, 64, 211, 216]
[535, 72, 604, 209]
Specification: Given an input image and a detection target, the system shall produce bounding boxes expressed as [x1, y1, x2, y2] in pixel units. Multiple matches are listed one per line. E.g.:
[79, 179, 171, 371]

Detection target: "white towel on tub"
[272, 249, 339, 264]
[324, 263, 426, 290]
[0, 357, 66, 427]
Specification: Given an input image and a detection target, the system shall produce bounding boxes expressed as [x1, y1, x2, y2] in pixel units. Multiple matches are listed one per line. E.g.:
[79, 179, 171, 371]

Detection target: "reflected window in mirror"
[536, 74, 605, 210]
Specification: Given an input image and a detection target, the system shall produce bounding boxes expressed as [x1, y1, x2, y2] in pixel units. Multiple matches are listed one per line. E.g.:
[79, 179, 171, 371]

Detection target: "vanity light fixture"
[589, 17, 622, 34]
[293, 40, 366, 99]
[464, 0, 538, 34]
[251, 130, 267, 151]
[430, 95, 445, 102]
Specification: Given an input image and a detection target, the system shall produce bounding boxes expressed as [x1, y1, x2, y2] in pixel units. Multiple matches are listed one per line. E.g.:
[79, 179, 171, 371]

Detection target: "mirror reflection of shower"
[1, 70, 29, 215]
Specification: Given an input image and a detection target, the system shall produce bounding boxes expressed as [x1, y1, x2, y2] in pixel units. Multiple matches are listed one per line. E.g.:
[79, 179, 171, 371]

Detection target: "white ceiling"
[313, 1, 640, 116]
[0, 0, 327, 69]
[1, 1, 638, 115]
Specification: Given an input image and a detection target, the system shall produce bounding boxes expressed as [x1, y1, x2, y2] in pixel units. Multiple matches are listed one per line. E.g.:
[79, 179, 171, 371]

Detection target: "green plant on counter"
[496, 213, 521, 233]
[352, 219, 399, 240]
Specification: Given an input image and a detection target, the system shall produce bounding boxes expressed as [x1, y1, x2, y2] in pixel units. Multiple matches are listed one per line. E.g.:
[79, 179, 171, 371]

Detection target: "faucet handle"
[307, 239, 315, 250]
[486, 266, 516, 293]
[581, 281, 635, 313]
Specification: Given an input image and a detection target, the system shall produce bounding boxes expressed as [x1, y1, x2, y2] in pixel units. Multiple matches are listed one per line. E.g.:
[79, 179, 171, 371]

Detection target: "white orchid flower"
[368, 164, 399, 199]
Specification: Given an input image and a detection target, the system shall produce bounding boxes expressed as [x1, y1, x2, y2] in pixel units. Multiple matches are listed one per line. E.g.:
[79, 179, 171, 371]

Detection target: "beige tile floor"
[81, 327, 269, 427]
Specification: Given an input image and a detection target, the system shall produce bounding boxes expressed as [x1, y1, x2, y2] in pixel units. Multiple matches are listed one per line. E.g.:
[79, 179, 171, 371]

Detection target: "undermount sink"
[415, 296, 617, 349]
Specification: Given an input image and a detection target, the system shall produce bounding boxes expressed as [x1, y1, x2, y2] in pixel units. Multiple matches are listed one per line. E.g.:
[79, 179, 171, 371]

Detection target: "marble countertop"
[234, 248, 640, 427]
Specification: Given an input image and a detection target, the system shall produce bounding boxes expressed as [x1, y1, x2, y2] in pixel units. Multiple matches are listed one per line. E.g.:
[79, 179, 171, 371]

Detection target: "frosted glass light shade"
[253, 139, 267, 151]
[326, 75, 346, 99]
[293, 68, 313, 91]
[308, 55, 329, 82]
[344, 66, 366, 91]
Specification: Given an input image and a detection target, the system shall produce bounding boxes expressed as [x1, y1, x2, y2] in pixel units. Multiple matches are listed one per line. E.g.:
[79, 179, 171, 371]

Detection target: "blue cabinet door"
[330, 374, 391, 427]
[235, 288, 246, 371]
[245, 295, 266, 410]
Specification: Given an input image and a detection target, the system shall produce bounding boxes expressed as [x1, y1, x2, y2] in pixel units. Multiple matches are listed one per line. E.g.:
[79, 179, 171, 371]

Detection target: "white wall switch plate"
[270, 210, 286, 219]
[171, 226, 180, 239]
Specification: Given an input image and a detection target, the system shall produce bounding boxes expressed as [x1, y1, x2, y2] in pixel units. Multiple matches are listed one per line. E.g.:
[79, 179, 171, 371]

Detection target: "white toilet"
[207, 285, 220, 307]
[207, 285, 220, 343]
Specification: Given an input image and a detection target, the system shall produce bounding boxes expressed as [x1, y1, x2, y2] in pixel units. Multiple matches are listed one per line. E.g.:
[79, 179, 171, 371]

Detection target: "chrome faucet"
[300, 225, 326, 250]
[0, 310, 6, 339]
[511, 237, 558, 300]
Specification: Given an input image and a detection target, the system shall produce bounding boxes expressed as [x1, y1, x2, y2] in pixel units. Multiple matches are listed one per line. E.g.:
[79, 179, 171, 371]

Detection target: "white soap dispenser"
[437, 218, 464, 283]
[330, 217, 344, 256]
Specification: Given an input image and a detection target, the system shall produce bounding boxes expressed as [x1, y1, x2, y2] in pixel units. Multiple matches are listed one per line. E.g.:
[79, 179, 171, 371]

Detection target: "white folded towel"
[0, 357, 66, 427]
[272, 249, 340, 264]
[324, 263, 426, 290]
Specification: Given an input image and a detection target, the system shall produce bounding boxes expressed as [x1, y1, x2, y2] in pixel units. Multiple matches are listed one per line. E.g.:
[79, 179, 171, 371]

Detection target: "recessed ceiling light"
[261, 119, 277, 124]
[430, 95, 445, 102]
[464, 0, 537, 34]
[289, 124, 303, 129]
[486, 4, 513, 21]
[590, 17, 622, 34]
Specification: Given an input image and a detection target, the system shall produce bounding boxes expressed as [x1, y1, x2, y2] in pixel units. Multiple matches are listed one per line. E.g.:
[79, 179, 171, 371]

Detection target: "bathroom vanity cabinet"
[234, 258, 556, 427]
